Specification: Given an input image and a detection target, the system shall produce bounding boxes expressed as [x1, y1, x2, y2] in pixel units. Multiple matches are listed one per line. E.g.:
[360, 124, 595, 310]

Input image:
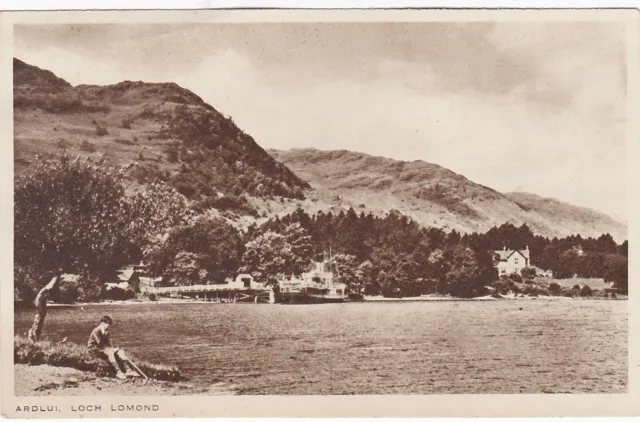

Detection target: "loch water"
[15, 300, 627, 394]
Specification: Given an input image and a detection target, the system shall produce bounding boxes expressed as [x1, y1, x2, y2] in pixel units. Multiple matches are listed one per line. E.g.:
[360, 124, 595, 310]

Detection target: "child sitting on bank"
[87, 315, 140, 379]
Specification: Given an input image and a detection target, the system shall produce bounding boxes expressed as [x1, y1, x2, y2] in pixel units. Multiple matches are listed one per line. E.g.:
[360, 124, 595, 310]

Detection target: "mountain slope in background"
[14, 58, 309, 206]
[503, 192, 626, 240]
[14, 59, 627, 242]
[269, 148, 627, 242]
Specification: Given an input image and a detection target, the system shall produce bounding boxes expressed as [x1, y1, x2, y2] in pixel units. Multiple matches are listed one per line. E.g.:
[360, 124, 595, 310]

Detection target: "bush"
[103, 286, 136, 301]
[165, 144, 180, 163]
[167, 149, 179, 163]
[492, 278, 518, 295]
[174, 181, 197, 198]
[491, 279, 510, 295]
[548, 282, 561, 295]
[121, 119, 133, 129]
[13, 336, 181, 381]
[521, 267, 536, 280]
[508, 273, 522, 283]
[580, 284, 593, 297]
[57, 139, 69, 149]
[95, 126, 108, 136]
[148, 293, 157, 302]
[80, 140, 97, 153]
[522, 285, 541, 297]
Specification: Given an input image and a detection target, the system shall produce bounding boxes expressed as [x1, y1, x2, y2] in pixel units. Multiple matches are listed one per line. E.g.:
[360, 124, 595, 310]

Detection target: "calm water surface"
[15, 300, 627, 394]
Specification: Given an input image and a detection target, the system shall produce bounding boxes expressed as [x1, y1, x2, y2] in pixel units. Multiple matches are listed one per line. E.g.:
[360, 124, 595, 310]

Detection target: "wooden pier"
[142, 284, 275, 304]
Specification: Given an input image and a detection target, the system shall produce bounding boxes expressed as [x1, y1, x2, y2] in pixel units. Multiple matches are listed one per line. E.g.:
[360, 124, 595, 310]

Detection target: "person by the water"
[87, 315, 140, 379]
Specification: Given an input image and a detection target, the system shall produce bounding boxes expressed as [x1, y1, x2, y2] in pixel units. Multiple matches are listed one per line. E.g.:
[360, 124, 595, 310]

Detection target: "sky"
[14, 22, 628, 221]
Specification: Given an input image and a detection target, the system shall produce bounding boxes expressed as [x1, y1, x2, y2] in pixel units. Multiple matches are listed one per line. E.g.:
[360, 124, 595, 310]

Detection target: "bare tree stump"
[28, 273, 62, 342]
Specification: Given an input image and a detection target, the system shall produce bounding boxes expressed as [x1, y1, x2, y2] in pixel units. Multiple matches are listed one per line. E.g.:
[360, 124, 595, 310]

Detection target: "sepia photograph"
[1, 7, 639, 419]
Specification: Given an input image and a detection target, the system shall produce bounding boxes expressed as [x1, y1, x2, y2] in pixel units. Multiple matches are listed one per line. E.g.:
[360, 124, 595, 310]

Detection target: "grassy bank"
[15, 364, 234, 396]
[14, 335, 181, 381]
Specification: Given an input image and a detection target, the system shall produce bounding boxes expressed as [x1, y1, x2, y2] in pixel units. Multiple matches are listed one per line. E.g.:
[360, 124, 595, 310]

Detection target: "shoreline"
[363, 294, 627, 302]
[38, 293, 627, 308]
[47, 298, 210, 307]
[14, 364, 234, 396]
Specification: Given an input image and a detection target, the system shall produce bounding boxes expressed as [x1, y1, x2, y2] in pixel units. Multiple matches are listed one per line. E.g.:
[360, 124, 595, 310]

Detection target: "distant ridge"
[269, 148, 627, 242]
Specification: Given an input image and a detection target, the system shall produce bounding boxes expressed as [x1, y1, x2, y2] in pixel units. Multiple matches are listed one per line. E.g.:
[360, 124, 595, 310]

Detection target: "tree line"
[15, 158, 629, 316]
[238, 208, 628, 296]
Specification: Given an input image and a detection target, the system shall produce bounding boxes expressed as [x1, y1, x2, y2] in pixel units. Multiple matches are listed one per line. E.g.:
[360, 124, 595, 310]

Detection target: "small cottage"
[494, 246, 530, 276]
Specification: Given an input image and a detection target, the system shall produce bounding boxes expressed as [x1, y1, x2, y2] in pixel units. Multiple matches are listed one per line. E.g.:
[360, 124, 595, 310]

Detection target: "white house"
[494, 246, 530, 276]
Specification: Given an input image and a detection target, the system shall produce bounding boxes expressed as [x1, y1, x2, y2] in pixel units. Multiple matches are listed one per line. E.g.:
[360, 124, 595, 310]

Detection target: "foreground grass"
[14, 335, 181, 381]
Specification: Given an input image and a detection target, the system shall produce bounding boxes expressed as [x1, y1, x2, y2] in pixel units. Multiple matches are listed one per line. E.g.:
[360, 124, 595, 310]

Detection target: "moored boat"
[276, 259, 349, 304]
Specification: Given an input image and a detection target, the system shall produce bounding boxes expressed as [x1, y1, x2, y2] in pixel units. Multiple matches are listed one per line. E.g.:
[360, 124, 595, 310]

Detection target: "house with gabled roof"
[494, 246, 530, 276]
[109, 264, 162, 293]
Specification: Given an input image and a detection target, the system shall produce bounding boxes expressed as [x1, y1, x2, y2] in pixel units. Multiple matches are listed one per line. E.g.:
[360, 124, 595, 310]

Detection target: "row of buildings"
[92, 247, 554, 295]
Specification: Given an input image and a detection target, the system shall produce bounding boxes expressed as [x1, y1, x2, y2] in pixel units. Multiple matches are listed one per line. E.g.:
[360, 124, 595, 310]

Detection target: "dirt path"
[14, 365, 233, 396]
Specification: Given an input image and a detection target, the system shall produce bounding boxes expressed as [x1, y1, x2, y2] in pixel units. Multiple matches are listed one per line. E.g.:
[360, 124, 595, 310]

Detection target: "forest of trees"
[15, 158, 629, 319]
[237, 208, 628, 296]
[143, 207, 628, 297]
[154, 104, 308, 204]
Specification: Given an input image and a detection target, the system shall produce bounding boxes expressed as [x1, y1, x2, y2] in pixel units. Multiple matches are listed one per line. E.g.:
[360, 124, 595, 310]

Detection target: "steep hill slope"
[14, 59, 626, 242]
[14, 58, 309, 213]
[503, 192, 626, 241]
[269, 148, 627, 242]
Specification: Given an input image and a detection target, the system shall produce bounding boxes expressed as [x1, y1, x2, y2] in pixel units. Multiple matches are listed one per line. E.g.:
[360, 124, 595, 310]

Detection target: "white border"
[1, 4, 638, 422]
[0, 0, 639, 10]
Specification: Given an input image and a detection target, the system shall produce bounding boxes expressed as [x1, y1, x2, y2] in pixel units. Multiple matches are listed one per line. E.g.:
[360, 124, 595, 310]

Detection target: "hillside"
[13, 59, 627, 242]
[503, 192, 627, 241]
[14, 58, 309, 216]
[269, 148, 627, 242]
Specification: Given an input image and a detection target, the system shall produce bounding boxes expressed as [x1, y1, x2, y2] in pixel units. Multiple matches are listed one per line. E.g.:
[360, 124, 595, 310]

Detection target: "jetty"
[142, 274, 275, 303]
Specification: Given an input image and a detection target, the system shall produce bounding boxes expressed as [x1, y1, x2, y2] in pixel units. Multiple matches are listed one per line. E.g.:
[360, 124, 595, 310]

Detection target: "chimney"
[503, 246, 506, 251]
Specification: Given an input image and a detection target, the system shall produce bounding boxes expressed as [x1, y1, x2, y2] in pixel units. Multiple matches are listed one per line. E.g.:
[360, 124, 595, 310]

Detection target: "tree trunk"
[28, 274, 62, 342]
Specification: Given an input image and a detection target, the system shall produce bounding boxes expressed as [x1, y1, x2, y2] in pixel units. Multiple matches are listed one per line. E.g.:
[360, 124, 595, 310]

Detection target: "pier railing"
[142, 284, 268, 295]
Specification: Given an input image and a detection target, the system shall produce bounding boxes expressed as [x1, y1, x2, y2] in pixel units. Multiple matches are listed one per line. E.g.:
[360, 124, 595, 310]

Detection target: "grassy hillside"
[14, 58, 626, 242]
[504, 192, 626, 241]
[270, 148, 627, 242]
[14, 58, 309, 217]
